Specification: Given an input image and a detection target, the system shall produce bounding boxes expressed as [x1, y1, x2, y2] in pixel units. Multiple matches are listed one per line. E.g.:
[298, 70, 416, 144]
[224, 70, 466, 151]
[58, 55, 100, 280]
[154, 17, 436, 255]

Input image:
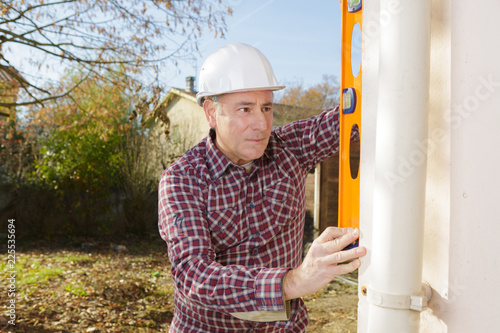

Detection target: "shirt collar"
[206, 129, 232, 180]
[205, 129, 275, 180]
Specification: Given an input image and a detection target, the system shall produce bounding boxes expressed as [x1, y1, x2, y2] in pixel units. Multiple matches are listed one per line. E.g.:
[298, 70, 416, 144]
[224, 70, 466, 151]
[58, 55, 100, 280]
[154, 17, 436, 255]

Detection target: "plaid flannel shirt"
[159, 107, 343, 332]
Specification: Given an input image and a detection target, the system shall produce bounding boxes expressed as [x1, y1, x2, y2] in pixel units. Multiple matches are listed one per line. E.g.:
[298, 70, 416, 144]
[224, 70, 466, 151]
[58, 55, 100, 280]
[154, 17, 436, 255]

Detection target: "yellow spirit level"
[338, 0, 362, 231]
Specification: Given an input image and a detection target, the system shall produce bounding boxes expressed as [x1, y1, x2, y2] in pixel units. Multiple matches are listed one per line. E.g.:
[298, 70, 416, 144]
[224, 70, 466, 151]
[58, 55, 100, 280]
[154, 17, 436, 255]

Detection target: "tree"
[0, 115, 36, 183]
[30, 66, 135, 234]
[277, 74, 340, 112]
[0, 0, 231, 109]
[33, 65, 132, 190]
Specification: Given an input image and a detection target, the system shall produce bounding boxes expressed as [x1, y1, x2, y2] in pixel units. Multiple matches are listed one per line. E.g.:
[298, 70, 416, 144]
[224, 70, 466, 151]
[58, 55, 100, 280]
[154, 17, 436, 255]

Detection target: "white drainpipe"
[366, 0, 432, 332]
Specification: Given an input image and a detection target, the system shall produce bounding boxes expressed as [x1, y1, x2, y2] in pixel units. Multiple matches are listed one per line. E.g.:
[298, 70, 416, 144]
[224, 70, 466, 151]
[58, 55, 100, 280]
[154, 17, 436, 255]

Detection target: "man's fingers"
[328, 245, 366, 265]
[316, 226, 354, 244]
[310, 226, 365, 271]
[323, 228, 360, 253]
[335, 259, 362, 276]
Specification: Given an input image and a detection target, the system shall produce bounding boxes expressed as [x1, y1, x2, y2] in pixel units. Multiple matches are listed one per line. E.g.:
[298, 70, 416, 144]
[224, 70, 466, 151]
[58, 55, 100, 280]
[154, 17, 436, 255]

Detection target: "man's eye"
[237, 108, 250, 113]
[262, 107, 273, 113]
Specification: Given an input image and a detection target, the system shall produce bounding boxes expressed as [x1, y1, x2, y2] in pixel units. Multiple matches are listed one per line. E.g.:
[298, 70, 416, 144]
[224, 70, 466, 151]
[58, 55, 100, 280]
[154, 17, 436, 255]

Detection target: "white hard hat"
[196, 43, 285, 106]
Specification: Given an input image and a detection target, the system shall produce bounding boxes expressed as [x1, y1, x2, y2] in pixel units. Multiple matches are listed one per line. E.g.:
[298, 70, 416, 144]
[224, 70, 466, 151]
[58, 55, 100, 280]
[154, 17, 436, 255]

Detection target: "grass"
[64, 283, 88, 296]
[1, 251, 96, 294]
[3, 257, 63, 286]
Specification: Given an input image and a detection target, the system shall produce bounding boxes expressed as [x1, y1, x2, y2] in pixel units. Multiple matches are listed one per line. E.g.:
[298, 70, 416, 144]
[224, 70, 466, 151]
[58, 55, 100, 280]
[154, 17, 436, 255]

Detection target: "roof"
[153, 87, 198, 118]
[0, 66, 24, 117]
[0, 66, 23, 87]
[139, 87, 198, 129]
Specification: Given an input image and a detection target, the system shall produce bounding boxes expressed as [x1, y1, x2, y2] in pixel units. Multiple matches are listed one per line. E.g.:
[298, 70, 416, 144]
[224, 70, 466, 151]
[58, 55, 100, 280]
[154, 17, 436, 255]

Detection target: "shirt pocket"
[263, 177, 299, 234]
[207, 207, 247, 252]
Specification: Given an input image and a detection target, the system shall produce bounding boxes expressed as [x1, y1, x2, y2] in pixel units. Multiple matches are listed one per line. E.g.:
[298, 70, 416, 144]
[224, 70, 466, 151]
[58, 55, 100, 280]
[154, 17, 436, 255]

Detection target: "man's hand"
[283, 227, 366, 300]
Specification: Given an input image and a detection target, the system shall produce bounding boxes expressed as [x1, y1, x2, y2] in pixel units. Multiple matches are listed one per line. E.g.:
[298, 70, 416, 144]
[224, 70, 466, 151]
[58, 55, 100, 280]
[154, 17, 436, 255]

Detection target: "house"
[150, 77, 357, 245]
[149, 77, 210, 157]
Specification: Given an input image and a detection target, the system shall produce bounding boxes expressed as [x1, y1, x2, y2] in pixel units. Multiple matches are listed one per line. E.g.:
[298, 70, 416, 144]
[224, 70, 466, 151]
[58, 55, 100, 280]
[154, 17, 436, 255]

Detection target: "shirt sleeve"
[274, 106, 357, 172]
[158, 168, 291, 321]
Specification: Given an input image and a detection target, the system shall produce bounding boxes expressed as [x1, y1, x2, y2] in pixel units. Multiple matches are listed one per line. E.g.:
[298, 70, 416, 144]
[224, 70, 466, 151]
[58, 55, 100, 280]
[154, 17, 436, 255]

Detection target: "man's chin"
[243, 149, 265, 161]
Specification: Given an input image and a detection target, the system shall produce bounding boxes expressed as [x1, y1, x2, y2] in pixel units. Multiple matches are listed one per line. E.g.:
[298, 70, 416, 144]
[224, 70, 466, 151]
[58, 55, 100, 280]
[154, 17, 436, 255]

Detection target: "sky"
[160, 0, 344, 93]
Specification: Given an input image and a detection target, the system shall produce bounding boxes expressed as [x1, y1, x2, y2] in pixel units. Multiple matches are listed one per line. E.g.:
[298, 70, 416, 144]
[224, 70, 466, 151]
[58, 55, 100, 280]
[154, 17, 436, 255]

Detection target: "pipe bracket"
[365, 283, 432, 312]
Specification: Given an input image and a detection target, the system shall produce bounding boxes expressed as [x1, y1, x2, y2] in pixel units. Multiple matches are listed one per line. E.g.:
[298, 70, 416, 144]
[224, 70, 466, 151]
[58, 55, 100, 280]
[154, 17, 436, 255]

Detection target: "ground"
[1, 235, 358, 332]
[304, 281, 358, 333]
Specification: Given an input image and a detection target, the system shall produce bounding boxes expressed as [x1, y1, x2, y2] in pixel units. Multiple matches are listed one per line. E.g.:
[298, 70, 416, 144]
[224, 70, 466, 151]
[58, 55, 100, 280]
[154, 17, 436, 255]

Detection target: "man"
[158, 43, 366, 332]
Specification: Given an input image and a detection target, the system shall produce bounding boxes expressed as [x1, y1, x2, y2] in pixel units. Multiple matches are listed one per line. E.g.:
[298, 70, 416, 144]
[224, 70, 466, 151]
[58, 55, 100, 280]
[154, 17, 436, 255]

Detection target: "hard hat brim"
[196, 85, 286, 106]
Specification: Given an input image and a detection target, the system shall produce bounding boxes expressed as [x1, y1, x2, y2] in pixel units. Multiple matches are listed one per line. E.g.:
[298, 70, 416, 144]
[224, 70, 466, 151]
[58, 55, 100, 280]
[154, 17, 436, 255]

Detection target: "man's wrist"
[282, 268, 300, 301]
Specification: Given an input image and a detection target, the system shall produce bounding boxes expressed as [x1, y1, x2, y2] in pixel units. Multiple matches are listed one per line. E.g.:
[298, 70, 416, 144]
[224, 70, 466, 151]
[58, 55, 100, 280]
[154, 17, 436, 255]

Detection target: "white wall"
[358, 0, 500, 332]
[443, 0, 500, 330]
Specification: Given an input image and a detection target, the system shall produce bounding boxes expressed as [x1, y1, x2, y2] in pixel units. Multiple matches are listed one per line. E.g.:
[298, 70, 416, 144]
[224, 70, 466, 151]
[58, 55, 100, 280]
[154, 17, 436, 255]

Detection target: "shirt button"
[253, 249, 259, 256]
[255, 231, 261, 237]
[249, 202, 256, 208]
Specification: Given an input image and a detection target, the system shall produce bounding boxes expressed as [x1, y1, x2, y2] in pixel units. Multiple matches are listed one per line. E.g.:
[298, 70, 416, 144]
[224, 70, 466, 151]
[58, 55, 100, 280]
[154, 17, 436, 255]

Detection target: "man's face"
[204, 90, 273, 166]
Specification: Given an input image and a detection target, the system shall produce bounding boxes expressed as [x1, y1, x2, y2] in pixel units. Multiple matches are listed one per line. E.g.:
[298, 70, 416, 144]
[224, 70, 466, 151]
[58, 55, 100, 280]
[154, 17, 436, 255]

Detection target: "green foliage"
[34, 67, 131, 193]
[36, 128, 124, 191]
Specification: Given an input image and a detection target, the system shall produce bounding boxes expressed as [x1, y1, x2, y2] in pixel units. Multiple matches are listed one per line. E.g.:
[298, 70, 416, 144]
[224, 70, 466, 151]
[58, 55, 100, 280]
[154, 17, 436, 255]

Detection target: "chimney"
[186, 76, 195, 93]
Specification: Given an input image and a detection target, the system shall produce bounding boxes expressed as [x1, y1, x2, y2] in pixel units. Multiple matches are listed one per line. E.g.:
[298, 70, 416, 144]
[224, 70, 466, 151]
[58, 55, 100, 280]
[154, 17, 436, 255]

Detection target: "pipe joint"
[365, 283, 432, 312]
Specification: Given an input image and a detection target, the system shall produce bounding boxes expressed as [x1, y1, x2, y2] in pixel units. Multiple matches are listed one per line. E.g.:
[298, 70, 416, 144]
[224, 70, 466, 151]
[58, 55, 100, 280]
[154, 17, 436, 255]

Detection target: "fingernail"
[352, 228, 359, 237]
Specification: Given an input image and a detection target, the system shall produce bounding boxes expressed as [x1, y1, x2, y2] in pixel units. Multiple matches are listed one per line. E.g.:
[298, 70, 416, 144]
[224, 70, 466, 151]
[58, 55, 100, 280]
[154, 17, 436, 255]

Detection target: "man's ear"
[203, 99, 217, 128]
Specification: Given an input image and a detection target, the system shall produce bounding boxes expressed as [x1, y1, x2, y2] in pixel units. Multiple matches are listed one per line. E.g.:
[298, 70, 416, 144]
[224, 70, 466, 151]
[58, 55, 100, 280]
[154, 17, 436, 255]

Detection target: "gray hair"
[208, 95, 222, 114]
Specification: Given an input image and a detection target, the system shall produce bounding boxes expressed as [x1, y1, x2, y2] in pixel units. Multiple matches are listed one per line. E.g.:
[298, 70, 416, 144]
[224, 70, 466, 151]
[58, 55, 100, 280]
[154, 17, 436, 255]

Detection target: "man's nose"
[252, 110, 268, 130]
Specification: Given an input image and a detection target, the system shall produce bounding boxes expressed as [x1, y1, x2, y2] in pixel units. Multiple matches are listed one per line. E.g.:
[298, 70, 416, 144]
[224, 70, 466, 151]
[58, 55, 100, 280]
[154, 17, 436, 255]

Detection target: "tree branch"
[0, 68, 90, 108]
[0, 0, 230, 108]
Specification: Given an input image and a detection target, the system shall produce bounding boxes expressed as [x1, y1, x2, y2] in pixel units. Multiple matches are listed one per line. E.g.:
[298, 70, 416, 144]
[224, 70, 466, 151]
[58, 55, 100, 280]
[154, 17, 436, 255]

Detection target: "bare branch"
[0, 67, 90, 107]
[1, 0, 230, 108]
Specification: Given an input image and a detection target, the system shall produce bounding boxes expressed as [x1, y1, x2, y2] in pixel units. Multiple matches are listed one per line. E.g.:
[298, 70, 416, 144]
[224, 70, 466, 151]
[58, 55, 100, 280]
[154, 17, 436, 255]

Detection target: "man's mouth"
[248, 138, 265, 143]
